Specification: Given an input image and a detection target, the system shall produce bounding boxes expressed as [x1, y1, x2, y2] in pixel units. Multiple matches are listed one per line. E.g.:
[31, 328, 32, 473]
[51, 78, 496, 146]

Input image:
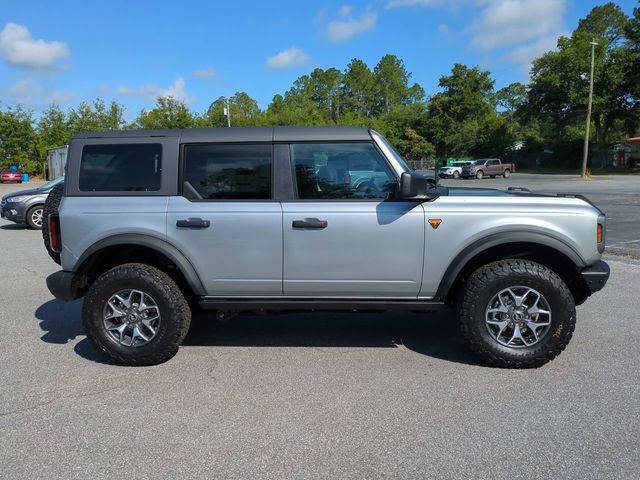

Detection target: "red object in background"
[0, 169, 23, 183]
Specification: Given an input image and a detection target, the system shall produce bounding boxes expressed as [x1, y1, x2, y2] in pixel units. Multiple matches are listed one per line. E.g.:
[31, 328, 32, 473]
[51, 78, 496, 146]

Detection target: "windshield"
[371, 131, 411, 172]
[40, 175, 64, 189]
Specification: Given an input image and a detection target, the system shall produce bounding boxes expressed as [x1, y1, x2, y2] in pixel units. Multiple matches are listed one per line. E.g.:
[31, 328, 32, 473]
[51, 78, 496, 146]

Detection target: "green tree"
[67, 99, 126, 134]
[201, 92, 262, 127]
[340, 59, 376, 118]
[0, 106, 40, 173]
[37, 104, 69, 148]
[373, 54, 424, 115]
[527, 2, 635, 149]
[426, 64, 502, 157]
[134, 97, 194, 129]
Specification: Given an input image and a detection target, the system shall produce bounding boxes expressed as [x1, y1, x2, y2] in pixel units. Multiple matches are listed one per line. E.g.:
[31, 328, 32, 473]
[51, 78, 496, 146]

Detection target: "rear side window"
[79, 144, 162, 192]
[182, 144, 272, 200]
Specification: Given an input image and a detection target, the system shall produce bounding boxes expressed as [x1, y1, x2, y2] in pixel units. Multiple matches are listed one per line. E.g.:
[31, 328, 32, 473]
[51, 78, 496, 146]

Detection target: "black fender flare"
[73, 233, 206, 296]
[434, 231, 586, 298]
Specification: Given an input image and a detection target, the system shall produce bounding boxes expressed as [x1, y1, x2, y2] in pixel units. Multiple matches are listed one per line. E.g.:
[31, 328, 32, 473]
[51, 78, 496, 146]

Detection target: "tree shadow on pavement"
[34, 299, 483, 366]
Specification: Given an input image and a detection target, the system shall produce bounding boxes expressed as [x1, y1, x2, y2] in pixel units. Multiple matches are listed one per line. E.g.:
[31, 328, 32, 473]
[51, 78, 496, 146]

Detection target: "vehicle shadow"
[0, 223, 28, 230]
[34, 298, 104, 363]
[183, 309, 483, 366]
[35, 300, 482, 366]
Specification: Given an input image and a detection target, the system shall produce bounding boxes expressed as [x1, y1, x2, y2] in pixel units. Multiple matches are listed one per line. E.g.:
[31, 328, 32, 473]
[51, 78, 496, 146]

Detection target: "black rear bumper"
[46, 271, 84, 301]
[581, 260, 610, 295]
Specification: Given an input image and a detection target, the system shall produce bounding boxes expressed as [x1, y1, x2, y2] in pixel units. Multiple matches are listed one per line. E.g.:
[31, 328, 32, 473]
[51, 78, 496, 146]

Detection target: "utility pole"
[581, 41, 597, 179]
[223, 97, 231, 127]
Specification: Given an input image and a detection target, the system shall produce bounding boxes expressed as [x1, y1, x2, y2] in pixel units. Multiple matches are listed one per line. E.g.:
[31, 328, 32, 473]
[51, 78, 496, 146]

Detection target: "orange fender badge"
[428, 219, 442, 229]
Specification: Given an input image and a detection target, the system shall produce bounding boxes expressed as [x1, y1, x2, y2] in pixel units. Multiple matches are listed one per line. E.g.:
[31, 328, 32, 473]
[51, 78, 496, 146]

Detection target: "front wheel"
[82, 263, 192, 366]
[476, 170, 484, 179]
[453, 171, 460, 179]
[458, 259, 576, 368]
[26, 205, 44, 229]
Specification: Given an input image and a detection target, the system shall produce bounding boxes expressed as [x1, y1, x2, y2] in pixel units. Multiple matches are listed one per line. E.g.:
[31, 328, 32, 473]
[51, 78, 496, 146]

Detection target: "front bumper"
[581, 260, 610, 295]
[0, 202, 26, 223]
[46, 271, 85, 301]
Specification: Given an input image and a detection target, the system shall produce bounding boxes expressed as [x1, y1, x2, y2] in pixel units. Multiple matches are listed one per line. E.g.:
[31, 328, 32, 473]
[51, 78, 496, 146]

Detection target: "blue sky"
[1, 0, 638, 118]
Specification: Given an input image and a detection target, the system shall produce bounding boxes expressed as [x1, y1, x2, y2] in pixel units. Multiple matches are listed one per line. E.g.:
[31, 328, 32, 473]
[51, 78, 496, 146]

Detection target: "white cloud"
[326, 10, 378, 43]
[437, 23, 450, 34]
[117, 77, 196, 104]
[4, 77, 44, 104]
[266, 47, 310, 69]
[192, 67, 217, 79]
[46, 90, 77, 105]
[470, 0, 566, 51]
[503, 34, 562, 72]
[338, 5, 353, 17]
[0, 22, 70, 69]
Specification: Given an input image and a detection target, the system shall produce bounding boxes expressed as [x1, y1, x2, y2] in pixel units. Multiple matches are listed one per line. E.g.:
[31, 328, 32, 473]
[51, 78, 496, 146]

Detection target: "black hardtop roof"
[72, 126, 372, 142]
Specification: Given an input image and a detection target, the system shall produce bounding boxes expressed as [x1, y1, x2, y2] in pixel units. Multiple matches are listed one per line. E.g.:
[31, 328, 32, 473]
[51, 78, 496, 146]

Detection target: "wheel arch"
[436, 232, 590, 304]
[73, 234, 206, 297]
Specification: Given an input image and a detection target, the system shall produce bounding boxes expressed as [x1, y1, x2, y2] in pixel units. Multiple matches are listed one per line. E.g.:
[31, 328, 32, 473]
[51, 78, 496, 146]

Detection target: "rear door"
[166, 143, 282, 296]
[281, 142, 425, 298]
[487, 159, 500, 175]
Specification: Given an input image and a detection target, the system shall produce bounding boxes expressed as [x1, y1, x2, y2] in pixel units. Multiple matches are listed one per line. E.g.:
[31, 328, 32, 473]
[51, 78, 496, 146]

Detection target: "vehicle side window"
[290, 143, 396, 200]
[182, 144, 272, 200]
[488, 160, 499, 166]
[79, 144, 162, 192]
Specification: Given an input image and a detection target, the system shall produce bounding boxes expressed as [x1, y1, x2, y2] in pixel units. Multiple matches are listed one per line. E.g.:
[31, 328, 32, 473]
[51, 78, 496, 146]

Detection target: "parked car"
[460, 159, 515, 179]
[438, 161, 472, 179]
[45, 127, 608, 368]
[1, 169, 23, 183]
[1, 176, 64, 229]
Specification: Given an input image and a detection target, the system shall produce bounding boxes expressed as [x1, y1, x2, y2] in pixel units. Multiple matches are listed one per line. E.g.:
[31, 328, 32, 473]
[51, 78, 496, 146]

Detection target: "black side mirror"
[400, 172, 430, 198]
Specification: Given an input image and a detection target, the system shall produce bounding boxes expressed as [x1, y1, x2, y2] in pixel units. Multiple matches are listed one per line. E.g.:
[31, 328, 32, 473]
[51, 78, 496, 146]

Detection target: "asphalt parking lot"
[1, 175, 639, 480]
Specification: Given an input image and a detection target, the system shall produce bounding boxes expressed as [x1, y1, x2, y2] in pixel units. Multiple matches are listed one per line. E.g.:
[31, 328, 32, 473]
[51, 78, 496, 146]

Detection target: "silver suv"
[44, 126, 609, 367]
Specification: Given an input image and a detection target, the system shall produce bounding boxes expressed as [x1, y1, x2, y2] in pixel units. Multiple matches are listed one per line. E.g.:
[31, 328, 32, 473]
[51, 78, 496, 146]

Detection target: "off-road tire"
[476, 170, 484, 179]
[503, 169, 511, 178]
[42, 182, 64, 264]
[83, 263, 192, 366]
[458, 259, 576, 368]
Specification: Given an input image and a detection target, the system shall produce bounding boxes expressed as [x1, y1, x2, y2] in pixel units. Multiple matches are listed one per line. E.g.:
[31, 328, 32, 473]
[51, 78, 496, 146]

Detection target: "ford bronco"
[44, 126, 609, 367]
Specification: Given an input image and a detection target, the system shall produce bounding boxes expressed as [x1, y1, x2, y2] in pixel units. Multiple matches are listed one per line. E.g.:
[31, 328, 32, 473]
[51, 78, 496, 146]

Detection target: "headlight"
[8, 195, 28, 203]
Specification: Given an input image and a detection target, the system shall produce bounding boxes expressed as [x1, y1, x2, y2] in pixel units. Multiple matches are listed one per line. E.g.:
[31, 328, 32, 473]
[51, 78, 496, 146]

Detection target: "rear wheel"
[458, 259, 576, 368]
[83, 263, 192, 366]
[26, 205, 44, 229]
[476, 170, 484, 179]
[503, 169, 511, 178]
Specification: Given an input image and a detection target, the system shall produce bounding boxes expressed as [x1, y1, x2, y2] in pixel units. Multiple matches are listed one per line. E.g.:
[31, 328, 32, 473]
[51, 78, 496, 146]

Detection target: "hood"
[446, 187, 549, 197]
[3, 186, 49, 199]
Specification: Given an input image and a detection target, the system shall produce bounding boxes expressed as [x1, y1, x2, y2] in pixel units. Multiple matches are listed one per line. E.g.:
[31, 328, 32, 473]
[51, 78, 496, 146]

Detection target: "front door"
[282, 142, 425, 298]
[167, 143, 282, 296]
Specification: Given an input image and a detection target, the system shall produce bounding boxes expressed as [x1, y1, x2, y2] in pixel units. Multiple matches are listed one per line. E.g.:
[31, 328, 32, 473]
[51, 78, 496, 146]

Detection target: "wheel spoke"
[507, 324, 529, 346]
[487, 319, 510, 339]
